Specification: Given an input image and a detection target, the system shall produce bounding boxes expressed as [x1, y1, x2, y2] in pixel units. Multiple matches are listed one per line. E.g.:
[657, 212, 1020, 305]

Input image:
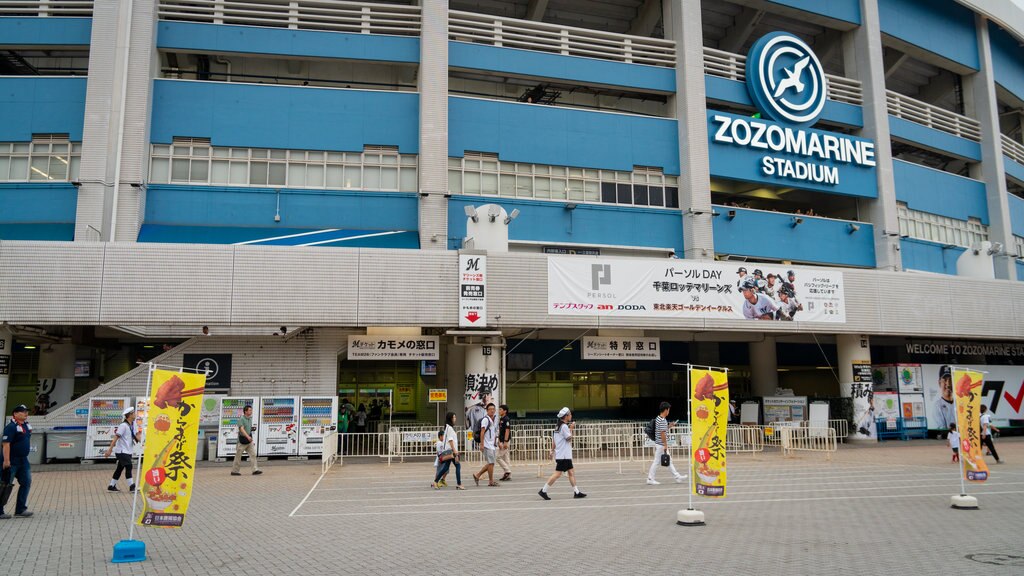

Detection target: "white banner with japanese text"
[581, 336, 661, 360]
[459, 254, 487, 327]
[347, 336, 440, 360]
[548, 257, 845, 323]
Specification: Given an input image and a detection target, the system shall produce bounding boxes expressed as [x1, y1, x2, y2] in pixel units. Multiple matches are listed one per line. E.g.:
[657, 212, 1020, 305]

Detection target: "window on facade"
[0, 135, 80, 182]
[897, 202, 988, 249]
[449, 154, 680, 209]
[150, 139, 418, 192]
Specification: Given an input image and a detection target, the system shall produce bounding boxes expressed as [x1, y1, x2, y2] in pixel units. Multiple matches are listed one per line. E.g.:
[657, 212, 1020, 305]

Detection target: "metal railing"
[449, 10, 676, 68]
[703, 47, 863, 106]
[780, 427, 837, 460]
[321, 431, 339, 473]
[158, 0, 420, 36]
[1002, 133, 1024, 167]
[754, 419, 849, 446]
[0, 1, 92, 16]
[886, 90, 981, 142]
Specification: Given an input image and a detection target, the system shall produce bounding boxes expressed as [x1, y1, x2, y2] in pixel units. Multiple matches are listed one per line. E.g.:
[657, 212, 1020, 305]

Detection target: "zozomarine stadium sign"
[707, 32, 878, 198]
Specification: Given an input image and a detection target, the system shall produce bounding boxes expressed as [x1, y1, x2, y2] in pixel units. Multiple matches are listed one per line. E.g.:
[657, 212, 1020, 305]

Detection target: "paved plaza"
[2, 439, 1023, 575]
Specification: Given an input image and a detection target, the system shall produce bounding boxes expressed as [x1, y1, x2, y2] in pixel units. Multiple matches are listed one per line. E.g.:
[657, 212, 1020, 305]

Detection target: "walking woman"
[432, 412, 465, 490]
[105, 407, 142, 492]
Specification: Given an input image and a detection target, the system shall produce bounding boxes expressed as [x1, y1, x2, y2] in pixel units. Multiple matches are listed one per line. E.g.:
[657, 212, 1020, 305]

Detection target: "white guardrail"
[0, 1, 92, 16]
[780, 427, 838, 460]
[703, 46, 863, 106]
[1002, 133, 1024, 166]
[887, 89, 981, 142]
[158, 0, 420, 36]
[321, 431, 339, 474]
[449, 10, 676, 68]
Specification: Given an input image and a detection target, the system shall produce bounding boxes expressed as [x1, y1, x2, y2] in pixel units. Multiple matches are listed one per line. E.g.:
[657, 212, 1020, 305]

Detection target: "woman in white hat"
[105, 406, 142, 492]
[538, 407, 586, 500]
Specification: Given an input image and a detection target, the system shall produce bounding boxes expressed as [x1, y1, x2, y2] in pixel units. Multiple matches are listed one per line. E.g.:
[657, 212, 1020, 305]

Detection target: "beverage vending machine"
[217, 396, 258, 458]
[85, 397, 131, 459]
[258, 396, 299, 456]
[299, 396, 338, 456]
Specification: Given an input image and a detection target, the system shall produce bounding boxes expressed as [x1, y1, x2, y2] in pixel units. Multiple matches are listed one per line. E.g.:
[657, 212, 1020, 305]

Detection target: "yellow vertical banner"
[953, 368, 989, 483]
[136, 369, 206, 527]
[691, 368, 728, 498]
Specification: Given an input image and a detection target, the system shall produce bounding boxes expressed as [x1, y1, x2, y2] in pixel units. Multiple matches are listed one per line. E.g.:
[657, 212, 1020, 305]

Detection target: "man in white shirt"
[647, 402, 687, 485]
[774, 283, 802, 321]
[763, 274, 779, 300]
[932, 366, 956, 430]
[472, 403, 499, 486]
[735, 267, 749, 289]
[538, 407, 586, 500]
[740, 278, 778, 320]
[980, 405, 1002, 464]
[105, 407, 142, 492]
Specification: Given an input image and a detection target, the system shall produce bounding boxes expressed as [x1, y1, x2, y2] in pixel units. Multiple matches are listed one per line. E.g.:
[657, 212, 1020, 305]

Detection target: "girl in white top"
[538, 407, 586, 500]
[432, 429, 450, 486]
[948, 423, 960, 463]
[105, 407, 142, 492]
[433, 412, 464, 490]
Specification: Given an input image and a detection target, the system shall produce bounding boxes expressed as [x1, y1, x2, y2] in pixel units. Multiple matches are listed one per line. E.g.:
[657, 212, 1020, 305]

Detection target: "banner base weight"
[676, 508, 705, 526]
[950, 494, 978, 510]
[112, 539, 146, 563]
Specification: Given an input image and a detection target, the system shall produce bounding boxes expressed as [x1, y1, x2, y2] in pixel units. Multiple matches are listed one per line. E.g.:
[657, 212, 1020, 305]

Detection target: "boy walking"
[647, 402, 686, 485]
[538, 407, 586, 500]
[948, 423, 959, 463]
[473, 403, 499, 486]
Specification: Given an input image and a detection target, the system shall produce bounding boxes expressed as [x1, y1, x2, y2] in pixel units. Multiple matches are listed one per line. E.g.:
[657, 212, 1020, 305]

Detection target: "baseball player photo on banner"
[137, 369, 207, 528]
[953, 368, 989, 483]
[548, 257, 845, 323]
[691, 368, 728, 498]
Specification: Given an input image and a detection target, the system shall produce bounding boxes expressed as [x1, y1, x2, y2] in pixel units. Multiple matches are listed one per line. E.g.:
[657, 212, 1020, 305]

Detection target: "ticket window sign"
[429, 389, 448, 403]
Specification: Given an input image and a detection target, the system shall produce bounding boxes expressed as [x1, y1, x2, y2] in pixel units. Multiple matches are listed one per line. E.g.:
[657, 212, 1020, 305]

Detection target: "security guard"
[1, 404, 33, 519]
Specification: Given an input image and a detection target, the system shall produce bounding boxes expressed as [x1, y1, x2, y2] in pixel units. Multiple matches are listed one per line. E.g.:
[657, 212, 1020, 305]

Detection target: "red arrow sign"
[465, 311, 480, 323]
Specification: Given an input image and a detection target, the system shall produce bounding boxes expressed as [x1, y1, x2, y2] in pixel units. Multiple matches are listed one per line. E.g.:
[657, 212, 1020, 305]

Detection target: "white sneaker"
[675, 475, 687, 483]
[646, 478, 660, 485]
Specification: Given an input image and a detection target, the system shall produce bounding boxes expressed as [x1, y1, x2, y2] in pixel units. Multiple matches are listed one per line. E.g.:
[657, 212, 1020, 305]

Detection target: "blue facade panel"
[990, 23, 1024, 103]
[1008, 193, 1024, 238]
[0, 77, 87, 141]
[888, 116, 981, 161]
[449, 96, 679, 174]
[447, 196, 684, 254]
[712, 207, 876, 267]
[1005, 156, 1024, 186]
[0, 183, 77, 241]
[900, 237, 965, 275]
[0, 17, 92, 46]
[145, 184, 419, 231]
[878, 0, 979, 70]
[704, 76, 863, 128]
[157, 21, 419, 63]
[449, 41, 675, 93]
[1017, 260, 1024, 283]
[151, 80, 419, 152]
[892, 159, 988, 224]
[767, 0, 860, 24]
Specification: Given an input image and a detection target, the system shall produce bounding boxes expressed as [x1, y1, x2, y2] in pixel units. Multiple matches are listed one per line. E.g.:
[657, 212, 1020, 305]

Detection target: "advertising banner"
[465, 372, 499, 437]
[348, 335, 439, 360]
[874, 392, 901, 420]
[137, 369, 206, 528]
[850, 381, 875, 439]
[921, 364, 1024, 429]
[581, 336, 661, 360]
[459, 254, 487, 327]
[953, 368, 989, 482]
[548, 257, 845, 323]
[690, 368, 728, 498]
[901, 394, 925, 419]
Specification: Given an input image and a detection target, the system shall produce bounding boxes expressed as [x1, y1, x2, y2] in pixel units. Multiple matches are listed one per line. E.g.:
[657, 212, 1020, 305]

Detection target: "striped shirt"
[654, 416, 669, 446]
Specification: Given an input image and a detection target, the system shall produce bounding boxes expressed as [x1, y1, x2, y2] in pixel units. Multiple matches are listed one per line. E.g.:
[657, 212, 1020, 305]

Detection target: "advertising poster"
[901, 394, 925, 419]
[690, 368, 728, 498]
[137, 369, 206, 528]
[465, 373, 499, 437]
[763, 396, 807, 423]
[922, 364, 1024, 429]
[549, 257, 845, 323]
[953, 368, 989, 482]
[850, 381, 875, 440]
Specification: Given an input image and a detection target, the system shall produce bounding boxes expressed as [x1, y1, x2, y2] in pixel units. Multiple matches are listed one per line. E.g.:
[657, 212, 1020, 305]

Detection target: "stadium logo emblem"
[746, 32, 827, 126]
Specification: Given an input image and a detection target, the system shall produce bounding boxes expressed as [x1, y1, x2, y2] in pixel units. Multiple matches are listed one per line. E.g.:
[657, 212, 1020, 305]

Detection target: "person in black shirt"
[496, 404, 512, 481]
[1, 405, 34, 518]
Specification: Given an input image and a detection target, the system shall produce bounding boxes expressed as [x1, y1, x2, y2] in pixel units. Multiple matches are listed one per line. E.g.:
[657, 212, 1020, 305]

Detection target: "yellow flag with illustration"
[953, 368, 989, 483]
[136, 369, 206, 527]
[691, 368, 728, 497]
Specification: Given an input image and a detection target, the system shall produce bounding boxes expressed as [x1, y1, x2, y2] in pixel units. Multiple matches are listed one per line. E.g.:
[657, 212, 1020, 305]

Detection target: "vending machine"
[258, 396, 299, 456]
[217, 396, 258, 458]
[85, 397, 131, 459]
[299, 396, 338, 456]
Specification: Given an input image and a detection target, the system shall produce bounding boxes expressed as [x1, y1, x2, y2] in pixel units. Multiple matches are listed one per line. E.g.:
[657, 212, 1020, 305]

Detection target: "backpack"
[644, 418, 657, 441]
[472, 417, 483, 445]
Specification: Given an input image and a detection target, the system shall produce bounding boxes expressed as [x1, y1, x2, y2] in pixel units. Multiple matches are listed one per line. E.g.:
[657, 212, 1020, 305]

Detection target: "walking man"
[496, 404, 512, 481]
[105, 406, 142, 492]
[231, 405, 262, 476]
[538, 407, 586, 500]
[473, 403, 499, 486]
[647, 402, 687, 485]
[1, 405, 33, 518]
[980, 405, 1003, 464]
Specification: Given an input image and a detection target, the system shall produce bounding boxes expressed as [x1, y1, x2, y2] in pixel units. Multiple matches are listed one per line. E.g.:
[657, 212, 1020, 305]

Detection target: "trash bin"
[208, 436, 218, 461]
[46, 429, 87, 461]
[28, 431, 45, 465]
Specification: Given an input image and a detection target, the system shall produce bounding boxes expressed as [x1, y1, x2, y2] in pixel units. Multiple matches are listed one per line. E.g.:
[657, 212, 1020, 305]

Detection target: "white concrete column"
[417, 0, 449, 250]
[749, 337, 778, 396]
[0, 327, 11, 415]
[836, 333, 871, 398]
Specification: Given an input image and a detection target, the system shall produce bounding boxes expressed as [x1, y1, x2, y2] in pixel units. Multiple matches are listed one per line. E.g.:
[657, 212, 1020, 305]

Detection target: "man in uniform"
[763, 273, 779, 300]
[740, 278, 777, 320]
[735, 267, 749, 289]
[1, 405, 34, 519]
[775, 283, 803, 321]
